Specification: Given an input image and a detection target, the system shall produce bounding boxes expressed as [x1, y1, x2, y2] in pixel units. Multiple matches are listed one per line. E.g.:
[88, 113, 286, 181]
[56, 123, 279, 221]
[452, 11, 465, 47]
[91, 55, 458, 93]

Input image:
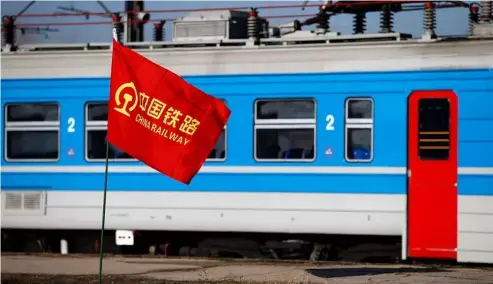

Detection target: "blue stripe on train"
[1, 172, 492, 195]
[1, 69, 492, 196]
[1, 69, 492, 169]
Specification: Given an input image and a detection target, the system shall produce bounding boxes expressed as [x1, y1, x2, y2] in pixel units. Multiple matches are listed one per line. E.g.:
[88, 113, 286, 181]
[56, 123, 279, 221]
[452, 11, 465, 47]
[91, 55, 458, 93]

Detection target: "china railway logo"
[112, 81, 200, 147]
[113, 82, 141, 117]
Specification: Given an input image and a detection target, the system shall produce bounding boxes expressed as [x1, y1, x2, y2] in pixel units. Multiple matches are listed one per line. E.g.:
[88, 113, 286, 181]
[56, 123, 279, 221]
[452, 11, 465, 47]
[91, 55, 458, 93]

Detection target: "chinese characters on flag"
[107, 38, 231, 185]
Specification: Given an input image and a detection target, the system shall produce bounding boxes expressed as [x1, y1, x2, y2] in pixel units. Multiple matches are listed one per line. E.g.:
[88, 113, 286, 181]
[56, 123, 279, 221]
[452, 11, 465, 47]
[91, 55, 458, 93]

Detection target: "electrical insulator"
[481, 1, 492, 23]
[248, 7, 259, 40]
[423, 2, 436, 34]
[2, 16, 15, 51]
[153, 20, 166, 41]
[379, 4, 394, 33]
[469, 6, 479, 35]
[353, 12, 366, 34]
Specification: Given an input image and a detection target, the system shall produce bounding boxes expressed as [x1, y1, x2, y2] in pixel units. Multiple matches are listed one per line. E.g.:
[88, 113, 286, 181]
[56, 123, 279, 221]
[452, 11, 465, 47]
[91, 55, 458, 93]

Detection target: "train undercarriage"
[1, 229, 402, 263]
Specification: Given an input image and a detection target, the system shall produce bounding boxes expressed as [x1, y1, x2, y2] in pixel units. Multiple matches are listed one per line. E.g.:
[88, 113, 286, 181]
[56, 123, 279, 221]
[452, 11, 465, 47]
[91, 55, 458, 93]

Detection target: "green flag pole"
[98, 140, 110, 284]
[98, 28, 118, 284]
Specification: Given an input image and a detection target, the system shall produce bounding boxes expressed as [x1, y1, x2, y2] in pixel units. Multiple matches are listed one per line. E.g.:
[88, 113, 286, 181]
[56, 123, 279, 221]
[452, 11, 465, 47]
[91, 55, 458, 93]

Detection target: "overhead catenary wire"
[14, 14, 316, 27]
[12, 1, 469, 19]
[10, 1, 468, 28]
[2, 0, 474, 51]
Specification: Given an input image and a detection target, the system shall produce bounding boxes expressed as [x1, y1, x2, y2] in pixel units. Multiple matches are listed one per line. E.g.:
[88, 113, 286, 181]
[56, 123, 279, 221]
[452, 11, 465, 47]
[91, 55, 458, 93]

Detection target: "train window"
[86, 129, 134, 160]
[84, 101, 227, 161]
[6, 103, 59, 122]
[207, 129, 227, 160]
[87, 102, 108, 121]
[418, 98, 450, 160]
[207, 98, 227, 161]
[254, 99, 316, 161]
[256, 99, 315, 120]
[4, 102, 60, 161]
[345, 98, 373, 162]
[85, 102, 136, 161]
[346, 99, 373, 120]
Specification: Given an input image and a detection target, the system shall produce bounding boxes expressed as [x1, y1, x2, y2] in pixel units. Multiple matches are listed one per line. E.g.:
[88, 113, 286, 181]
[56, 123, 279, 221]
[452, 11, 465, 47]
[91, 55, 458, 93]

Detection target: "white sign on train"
[67, 117, 76, 133]
[115, 230, 134, 246]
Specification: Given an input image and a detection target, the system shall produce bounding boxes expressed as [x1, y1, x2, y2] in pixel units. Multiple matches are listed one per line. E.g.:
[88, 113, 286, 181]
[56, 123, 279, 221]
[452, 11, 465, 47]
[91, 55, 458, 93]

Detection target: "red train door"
[407, 90, 458, 260]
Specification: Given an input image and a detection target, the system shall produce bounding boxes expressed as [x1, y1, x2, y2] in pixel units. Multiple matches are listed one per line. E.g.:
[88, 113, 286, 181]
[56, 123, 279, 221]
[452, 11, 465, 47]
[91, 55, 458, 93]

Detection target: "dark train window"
[86, 130, 134, 160]
[256, 128, 314, 160]
[418, 98, 450, 160]
[346, 99, 373, 119]
[345, 128, 372, 161]
[207, 129, 227, 161]
[6, 103, 59, 122]
[6, 131, 59, 160]
[345, 98, 374, 162]
[207, 99, 227, 161]
[87, 102, 109, 121]
[85, 102, 135, 161]
[4, 102, 60, 161]
[254, 98, 316, 161]
[255, 99, 315, 120]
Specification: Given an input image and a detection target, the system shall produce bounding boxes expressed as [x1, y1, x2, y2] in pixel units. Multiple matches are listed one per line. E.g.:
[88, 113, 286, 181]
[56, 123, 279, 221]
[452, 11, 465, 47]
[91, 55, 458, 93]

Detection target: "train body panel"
[1, 38, 493, 263]
[1, 191, 404, 235]
[2, 40, 493, 79]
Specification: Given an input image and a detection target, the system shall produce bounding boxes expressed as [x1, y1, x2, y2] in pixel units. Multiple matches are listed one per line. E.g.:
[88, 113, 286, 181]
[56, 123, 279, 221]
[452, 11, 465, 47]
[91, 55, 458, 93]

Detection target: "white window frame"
[254, 98, 316, 162]
[85, 101, 137, 162]
[4, 102, 60, 162]
[344, 97, 374, 163]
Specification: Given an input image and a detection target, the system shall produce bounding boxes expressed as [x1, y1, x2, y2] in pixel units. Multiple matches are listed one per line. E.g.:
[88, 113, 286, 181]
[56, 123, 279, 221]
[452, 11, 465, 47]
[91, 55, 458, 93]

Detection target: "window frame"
[4, 102, 61, 162]
[84, 101, 137, 162]
[205, 98, 228, 163]
[207, 126, 227, 162]
[253, 98, 317, 162]
[344, 97, 374, 163]
[207, 99, 228, 162]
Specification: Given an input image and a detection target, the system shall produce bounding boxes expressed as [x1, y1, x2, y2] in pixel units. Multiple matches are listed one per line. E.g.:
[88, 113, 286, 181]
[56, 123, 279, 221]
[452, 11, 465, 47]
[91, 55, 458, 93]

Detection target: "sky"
[1, 0, 470, 45]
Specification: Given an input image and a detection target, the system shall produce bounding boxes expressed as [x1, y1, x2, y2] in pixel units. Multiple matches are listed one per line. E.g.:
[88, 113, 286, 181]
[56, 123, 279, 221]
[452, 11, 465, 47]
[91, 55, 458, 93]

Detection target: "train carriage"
[1, 5, 493, 264]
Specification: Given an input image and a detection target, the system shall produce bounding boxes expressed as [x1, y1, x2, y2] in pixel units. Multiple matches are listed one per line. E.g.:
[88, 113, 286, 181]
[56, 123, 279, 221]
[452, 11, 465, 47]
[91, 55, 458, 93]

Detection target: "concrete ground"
[2, 254, 493, 283]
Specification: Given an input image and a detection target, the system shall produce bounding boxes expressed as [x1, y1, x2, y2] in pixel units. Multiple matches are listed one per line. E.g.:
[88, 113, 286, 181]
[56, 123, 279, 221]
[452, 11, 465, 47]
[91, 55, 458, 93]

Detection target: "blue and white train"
[1, 8, 493, 264]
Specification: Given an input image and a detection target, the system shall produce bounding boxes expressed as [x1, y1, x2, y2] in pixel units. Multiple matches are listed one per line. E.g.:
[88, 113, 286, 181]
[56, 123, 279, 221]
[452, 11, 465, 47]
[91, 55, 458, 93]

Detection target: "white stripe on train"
[1, 166, 493, 175]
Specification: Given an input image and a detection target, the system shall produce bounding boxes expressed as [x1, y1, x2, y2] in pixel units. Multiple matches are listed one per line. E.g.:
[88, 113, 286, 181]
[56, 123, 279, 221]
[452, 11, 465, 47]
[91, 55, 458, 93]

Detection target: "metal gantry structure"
[1, 1, 493, 52]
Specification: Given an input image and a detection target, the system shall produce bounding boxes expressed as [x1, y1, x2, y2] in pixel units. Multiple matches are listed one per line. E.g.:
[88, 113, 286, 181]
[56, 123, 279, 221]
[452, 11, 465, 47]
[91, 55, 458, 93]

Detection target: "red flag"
[107, 38, 231, 185]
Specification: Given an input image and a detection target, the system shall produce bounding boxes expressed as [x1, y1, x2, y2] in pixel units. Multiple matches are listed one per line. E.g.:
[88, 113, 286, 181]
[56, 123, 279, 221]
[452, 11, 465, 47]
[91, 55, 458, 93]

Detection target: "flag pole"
[98, 28, 118, 284]
[98, 139, 110, 284]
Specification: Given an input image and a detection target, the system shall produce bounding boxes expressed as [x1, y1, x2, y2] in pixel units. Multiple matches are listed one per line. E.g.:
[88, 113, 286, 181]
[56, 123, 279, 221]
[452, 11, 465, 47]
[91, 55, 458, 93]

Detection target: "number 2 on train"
[325, 114, 335, 131]
[67, 117, 76, 133]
